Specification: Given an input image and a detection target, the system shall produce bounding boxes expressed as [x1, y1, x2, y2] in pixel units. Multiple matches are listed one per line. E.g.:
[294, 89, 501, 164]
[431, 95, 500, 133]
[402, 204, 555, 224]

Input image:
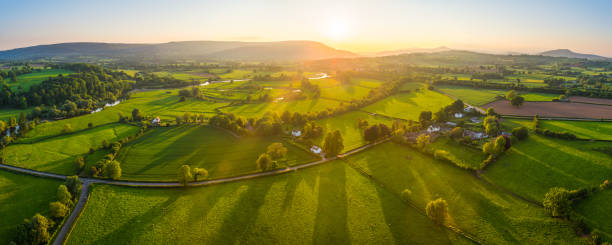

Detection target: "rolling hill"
[539, 49, 609, 60]
[0, 41, 356, 62]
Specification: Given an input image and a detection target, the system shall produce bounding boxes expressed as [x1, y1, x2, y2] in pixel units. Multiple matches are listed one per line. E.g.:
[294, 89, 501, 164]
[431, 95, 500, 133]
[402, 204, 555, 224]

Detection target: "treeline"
[433, 80, 612, 98]
[0, 65, 35, 82]
[0, 64, 132, 118]
[132, 72, 199, 89]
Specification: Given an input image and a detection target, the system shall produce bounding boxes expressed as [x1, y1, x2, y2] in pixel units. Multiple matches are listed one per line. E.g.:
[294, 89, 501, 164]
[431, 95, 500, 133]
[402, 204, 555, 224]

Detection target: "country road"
[0, 138, 387, 245]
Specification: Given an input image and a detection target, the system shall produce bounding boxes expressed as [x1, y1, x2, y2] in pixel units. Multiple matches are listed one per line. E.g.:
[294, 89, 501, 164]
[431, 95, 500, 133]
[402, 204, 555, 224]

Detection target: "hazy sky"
[2, 0, 611, 56]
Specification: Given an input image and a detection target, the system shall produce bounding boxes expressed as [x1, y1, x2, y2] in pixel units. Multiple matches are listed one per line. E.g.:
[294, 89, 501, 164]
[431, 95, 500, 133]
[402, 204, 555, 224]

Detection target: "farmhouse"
[454, 113, 463, 118]
[464, 129, 487, 140]
[291, 130, 302, 137]
[151, 117, 161, 126]
[427, 125, 441, 133]
[464, 106, 475, 112]
[310, 145, 322, 154]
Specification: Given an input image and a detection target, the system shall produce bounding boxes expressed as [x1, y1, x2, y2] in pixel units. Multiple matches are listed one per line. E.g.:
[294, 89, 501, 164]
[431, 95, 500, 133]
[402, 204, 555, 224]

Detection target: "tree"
[192, 168, 208, 181]
[486, 108, 497, 117]
[505, 90, 517, 100]
[0, 120, 5, 133]
[16, 214, 53, 245]
[363, 124, 381, 143]
[75, 156, 85, 172]
[49, 201, 69, 219]
[426, 198, 448, 226]
[56, 185, 73, 206]
[323, 130, 344, 156]
[62, 124, 72, 134]
[267, 143, 287, 160]
[178, 165, 193, 186]
[512, 126, 529, 140]
[1, 135, 12, 147]
[532, 115, 539, 130]
[419, 111, 432, 126]
[510, 96, 525, 107]
[104, 160, 122, 180]
[543, 187, 571, 218]
[132, 108, 142, 121]
[64, 176, 82, 198]
[281, 111, 291, 123]
[256, 153, 272, 171]
[493, 135, 507, 153]
[416, 134, 430, 149]
[450, 127, 464, 139]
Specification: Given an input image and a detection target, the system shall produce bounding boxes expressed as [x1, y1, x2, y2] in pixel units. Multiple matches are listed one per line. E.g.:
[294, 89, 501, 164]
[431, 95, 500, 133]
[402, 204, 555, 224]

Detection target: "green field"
[439, 85, 559, 105]
[0, 107, 32, 122]
[320, 85, 371, 101]
[3, 123, 139, 174]
[362, 90, 454, 120]
[115, 126, 316, 181]
[21, 90, 227, 142]
[220, 98, 340, 118]
[426, 136, 487, 169]
[509, 119, 612, 140]
[313, 111, 392, 152]
[482, 134, 612, 202]
[66, 162, 467, 245]
[344, 142, 586, 244]
[0, 171, 61, 244]
[574, 190, 612, 239]
[7, 69, 74, 91]
[352, 78, 386, 88]
[399, 82, 424, 91]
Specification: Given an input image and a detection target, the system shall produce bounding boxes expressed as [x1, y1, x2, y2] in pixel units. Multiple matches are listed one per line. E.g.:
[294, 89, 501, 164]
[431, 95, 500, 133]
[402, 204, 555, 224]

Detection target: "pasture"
[7, 69, 73, 91]
[426, 136, 487, 170]
[574, 190, 612, 239]
[343, 142, 585, 244]
[362, 90, 454, 120]
[115, 126, 316, 181]
[65, 162, 467, 245]
[220, 98, 340, 118]
[482, 134, 612, 202]
[319, 85, 371, 101]
[439, 86, 559, 106]
[21, 90, 226, 142]
[509, 119, 612, 140]
[0, 171, 61, 244]
[3, 123, 139, 174]
[313, 111, 392, 152]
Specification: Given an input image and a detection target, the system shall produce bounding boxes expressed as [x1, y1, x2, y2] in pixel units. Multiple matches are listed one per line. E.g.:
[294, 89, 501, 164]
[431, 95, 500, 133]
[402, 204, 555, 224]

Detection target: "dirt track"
[483, 100, 612, 119]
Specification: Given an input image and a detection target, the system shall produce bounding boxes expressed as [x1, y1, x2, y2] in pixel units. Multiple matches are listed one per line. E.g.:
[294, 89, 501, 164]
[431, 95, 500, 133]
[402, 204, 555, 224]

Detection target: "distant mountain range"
[0, 41, 356, 62]
[361, 46, 451, 57]
[538, 49, 609, 60]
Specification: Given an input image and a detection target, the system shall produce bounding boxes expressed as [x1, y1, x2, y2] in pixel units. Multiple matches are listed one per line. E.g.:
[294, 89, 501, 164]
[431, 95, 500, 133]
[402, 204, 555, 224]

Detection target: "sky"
[1, 0, 611, 56]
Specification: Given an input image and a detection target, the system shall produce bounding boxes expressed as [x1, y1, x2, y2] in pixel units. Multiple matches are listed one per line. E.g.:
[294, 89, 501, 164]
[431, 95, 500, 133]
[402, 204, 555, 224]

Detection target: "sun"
[326, 19, 350, 41]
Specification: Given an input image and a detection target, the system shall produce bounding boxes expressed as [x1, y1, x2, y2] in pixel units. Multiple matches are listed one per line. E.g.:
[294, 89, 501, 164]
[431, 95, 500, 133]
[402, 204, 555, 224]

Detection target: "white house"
[310, 145, 322, 154]
[291, 130, 302, 137]
[464, 106, 474, 112]
[454, 113, 463, 118]
[427, 125, 440, 133]
[151, 117, 161, 125]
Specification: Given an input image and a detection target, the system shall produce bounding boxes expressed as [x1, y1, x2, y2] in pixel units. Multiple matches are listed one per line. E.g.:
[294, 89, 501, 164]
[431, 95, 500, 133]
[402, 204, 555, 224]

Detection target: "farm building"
[151, 117, 161, 126]
[427, 125, 441, 133]
[310, 145, 322, 154]
[464, 130, 487, 140]
[446, 121, 457, 126]
[291, 130, 302, 137]
[470, 117, 482, 123]
[464, 106, 475, 112]
[454, 113, 463, 118]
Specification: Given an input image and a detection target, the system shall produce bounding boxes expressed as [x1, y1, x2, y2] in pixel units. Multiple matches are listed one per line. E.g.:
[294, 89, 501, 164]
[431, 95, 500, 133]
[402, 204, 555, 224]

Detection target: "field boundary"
[501, 115, 612, 122]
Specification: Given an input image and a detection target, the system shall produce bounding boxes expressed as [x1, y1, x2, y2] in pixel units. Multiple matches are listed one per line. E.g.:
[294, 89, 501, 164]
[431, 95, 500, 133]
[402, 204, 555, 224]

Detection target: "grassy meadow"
[312, 111, 392, 152]
[482, 134, 612, 202]
[7, 69, 74, 91]
[343, 142, 586, 244]
[509, 119, 612, 140]
[362, 90, 454, 120]
[0, 171, 62, 244]
[438, 86, 559, 106]
[426, 136, 487, 170]
[66, 162, 468, 245]
[220, 98, 340, 118]
[3, 123, 139, 174]
[574, 190, 612, 239]
[115, 126, 316, 181]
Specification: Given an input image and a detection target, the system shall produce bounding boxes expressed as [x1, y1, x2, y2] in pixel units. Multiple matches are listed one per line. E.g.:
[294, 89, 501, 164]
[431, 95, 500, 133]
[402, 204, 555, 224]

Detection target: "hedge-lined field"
[362, 90, 454, 120]
[482, 134, 612, 202]
[0, 171, 61, 244]
[313, 111, 392, 153]
[8, 69, 74, 91]
[343, 142, 585, 244]
[509, 119, 612, 140]
[3, 123, 139, 174]
[220, 98, 340, 118]
[66, 162, 467, 244]
[115, 126, 316, 181]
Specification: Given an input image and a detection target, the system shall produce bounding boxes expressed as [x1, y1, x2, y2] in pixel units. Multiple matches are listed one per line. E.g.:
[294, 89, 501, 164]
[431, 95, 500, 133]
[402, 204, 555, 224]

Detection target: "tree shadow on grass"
[94, 193, 180, 244]
[312, 164, 350, 244]
[209, 179, 275, 244]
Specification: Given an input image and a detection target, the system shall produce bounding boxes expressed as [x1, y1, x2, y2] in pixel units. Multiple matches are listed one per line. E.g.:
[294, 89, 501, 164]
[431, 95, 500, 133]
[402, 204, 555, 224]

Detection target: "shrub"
[256, 153, 272, 171]
[75, 156, 85, 172]
[178, 165, 193, 186]
[512, 126, 529, 140]
[62, 124, 72, 134]
[543, 187, 571, 218]
[49, 201, 69, 219]
[450, 127, 464, 139]
[401, 189, 412, 201]
[56, 185, 73, 206]
[266, 143, 287, 160]
[425, 198, 448, 226]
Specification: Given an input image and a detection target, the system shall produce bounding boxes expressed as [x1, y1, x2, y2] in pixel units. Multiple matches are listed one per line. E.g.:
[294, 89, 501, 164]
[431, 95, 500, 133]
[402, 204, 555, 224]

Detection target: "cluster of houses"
[289, 129, 323, 155]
